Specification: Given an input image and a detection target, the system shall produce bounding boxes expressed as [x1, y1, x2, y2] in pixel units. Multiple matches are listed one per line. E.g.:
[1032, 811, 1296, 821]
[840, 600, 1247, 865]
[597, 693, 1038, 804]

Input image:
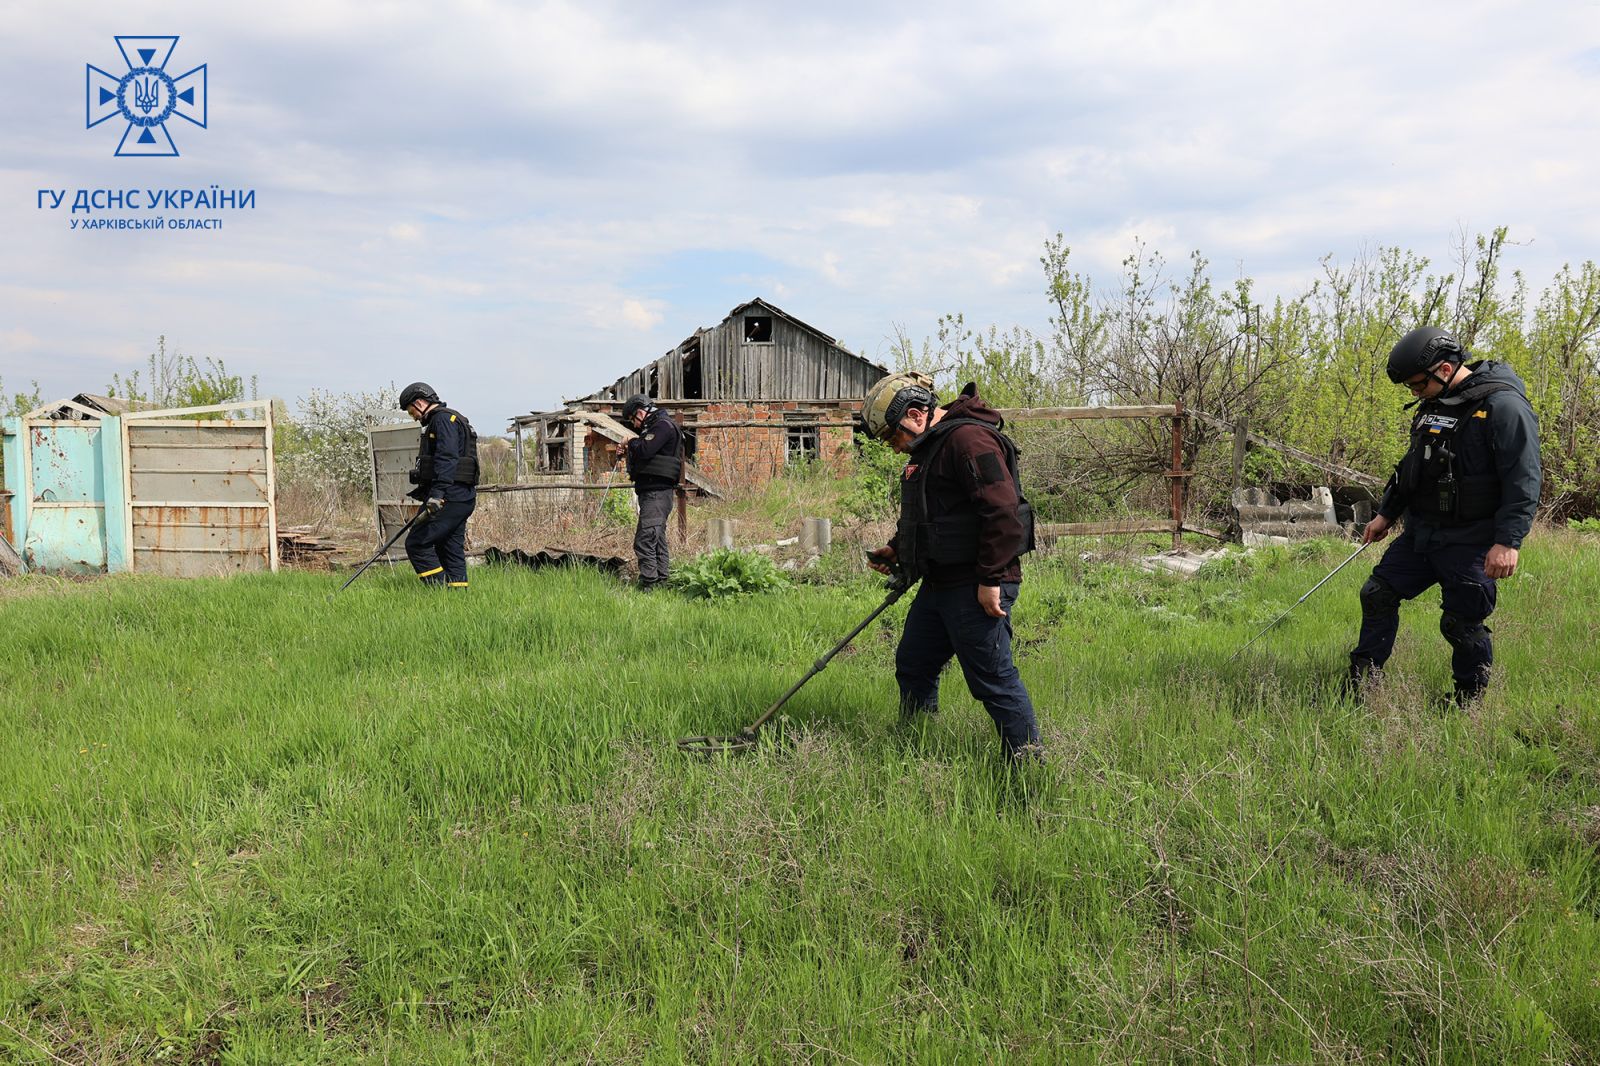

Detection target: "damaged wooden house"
[509, 299, 889, 494]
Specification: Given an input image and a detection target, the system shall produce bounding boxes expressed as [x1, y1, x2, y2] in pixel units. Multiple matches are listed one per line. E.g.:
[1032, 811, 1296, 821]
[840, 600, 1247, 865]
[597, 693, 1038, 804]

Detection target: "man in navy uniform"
[862, 374, 1042, 759]
[619, 393, 682, 590]
[400, 382, 479, 589]
[1349, 327, 1541, 705]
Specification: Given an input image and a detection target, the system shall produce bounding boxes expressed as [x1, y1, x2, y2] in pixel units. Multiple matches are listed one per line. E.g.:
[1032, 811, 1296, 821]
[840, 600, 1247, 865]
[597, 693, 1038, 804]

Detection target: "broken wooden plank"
[1191, 408, 1384, 488]
[1001, 405, 1181, 421]
[0, 533, 23, 576]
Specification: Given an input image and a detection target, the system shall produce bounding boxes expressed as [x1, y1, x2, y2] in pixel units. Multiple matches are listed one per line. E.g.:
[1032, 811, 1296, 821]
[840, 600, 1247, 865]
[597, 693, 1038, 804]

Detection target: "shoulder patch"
[450, 414, 457, 422]
[976, 451, 1006, 485]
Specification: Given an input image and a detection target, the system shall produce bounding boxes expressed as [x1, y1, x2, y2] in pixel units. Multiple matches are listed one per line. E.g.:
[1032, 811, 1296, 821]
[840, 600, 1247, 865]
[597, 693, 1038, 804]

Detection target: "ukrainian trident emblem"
[86, 36, 207, 157]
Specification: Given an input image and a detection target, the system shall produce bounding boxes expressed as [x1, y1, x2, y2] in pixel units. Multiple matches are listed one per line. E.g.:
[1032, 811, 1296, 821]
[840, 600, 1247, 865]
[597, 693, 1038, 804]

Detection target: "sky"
[2, 1, 1597, 428]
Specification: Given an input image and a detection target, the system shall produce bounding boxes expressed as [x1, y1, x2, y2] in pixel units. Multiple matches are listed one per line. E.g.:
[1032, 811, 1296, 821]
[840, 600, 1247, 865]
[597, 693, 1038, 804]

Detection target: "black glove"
[422, 497, 445, 520]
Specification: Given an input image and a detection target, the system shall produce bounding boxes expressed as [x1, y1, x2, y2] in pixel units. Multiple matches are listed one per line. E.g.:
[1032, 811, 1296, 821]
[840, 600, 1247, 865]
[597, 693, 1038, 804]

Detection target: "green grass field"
[2, 533, 1597, 1063]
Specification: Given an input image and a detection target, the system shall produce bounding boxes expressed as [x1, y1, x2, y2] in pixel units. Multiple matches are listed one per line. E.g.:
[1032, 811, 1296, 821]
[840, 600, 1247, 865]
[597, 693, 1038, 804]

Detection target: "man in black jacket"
[400, 382, 479, 588]
[864, 375, 1042, 759]
[1350, 327, 1542, 704]
[619, 394, 681, 589]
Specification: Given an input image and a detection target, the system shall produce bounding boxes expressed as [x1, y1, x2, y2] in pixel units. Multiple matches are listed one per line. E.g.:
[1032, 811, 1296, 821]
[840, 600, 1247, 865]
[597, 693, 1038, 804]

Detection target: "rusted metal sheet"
[370, 421, 420, 561]
[123, 406, 277, 576]
[4, 400, 277, 577]
[20, 422, 109, 573]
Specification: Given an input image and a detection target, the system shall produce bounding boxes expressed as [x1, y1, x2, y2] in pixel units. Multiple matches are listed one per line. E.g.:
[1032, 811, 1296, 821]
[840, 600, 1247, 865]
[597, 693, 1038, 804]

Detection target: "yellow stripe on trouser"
[448, 582, 468, 587]
[418, 566, 444, 578]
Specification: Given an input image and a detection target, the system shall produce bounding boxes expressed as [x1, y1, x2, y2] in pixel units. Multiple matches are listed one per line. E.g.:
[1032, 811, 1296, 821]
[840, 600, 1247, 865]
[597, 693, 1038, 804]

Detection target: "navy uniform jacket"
[409, 406, 477, 504]
[1377, 360, 1541, 551]
[624, 411, 682, 492]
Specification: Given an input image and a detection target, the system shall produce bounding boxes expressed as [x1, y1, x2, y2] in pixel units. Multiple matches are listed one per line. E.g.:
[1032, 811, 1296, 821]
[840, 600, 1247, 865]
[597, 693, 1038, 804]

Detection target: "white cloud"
[0, 0, 1596, 424]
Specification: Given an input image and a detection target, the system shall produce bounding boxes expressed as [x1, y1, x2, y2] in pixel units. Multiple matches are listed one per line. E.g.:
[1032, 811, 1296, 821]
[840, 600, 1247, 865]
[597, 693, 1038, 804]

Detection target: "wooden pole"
[674, 412, 688, 545]
[1169, 401, 1185, 551]
[1231, 415, 1249, 494]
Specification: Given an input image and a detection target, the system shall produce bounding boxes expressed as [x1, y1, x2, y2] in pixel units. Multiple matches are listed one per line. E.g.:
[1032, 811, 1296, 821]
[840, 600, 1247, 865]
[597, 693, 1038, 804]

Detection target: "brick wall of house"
[692, 402, 859, 489]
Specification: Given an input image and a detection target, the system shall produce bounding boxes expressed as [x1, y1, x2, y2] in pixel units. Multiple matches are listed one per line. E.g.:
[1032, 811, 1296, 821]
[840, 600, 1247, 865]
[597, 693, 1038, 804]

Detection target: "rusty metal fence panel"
[369, 420, 420, 560]
[122, 401, 278, 576]
[11, 419, 110, 573]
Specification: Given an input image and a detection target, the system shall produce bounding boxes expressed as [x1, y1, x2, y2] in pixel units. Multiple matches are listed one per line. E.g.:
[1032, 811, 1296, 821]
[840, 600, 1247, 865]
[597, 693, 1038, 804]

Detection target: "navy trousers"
[1350, 532, 1496, 696]
[895, 581, 1041, 756]
[406, 498, 475, 586]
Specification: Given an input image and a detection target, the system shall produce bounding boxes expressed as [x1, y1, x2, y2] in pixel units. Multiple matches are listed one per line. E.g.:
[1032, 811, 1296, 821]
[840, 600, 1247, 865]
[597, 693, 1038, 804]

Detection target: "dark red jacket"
[890, 384, 1026, 587]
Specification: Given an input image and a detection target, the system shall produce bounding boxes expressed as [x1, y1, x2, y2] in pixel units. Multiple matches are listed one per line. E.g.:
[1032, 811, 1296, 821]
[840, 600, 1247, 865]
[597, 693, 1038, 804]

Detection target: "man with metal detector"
[863, 374, 1042, 759]
[1348, 327, 1541, 705]
[618, 393, 682, 590]
[400, 382, 479, 589]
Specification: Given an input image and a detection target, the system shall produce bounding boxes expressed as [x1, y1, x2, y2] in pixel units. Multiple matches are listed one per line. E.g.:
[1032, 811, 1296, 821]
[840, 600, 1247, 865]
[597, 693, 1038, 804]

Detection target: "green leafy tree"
[0, 375, 44, 495]
[107, 335, 256, 409]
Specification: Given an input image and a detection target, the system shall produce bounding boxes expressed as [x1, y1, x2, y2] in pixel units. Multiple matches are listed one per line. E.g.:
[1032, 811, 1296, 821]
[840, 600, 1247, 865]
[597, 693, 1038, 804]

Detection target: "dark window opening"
[545, 442, 568, 473]
[683, 353, 703, 400]
[745, 315, 773, 343]
[681, 427, 698, 463]
[786, 425, 818, 463]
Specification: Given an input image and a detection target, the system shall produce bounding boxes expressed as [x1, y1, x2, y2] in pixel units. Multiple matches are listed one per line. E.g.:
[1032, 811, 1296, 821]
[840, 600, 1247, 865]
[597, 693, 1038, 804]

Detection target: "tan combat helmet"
[860, 372, 937, 440]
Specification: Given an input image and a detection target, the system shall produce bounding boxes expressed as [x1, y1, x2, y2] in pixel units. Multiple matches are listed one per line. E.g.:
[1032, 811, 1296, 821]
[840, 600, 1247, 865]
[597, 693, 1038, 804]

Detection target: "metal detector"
[1228, 541, 1370, 662]
[676, 571, 915, 757]
[332, 506, 425, 596]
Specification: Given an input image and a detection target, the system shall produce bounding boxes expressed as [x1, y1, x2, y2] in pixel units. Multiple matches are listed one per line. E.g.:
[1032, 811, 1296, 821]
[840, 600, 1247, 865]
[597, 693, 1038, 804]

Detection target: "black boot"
[1343, 657, 1382, 700]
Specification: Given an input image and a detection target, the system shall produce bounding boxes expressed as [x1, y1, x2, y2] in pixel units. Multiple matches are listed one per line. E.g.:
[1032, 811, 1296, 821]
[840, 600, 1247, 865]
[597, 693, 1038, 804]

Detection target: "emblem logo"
[86, 36, 207, 157]
[1419, 414, 1459, 434]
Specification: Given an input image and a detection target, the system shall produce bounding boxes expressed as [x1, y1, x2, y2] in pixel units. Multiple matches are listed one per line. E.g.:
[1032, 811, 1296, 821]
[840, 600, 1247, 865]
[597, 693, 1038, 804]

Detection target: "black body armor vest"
[413, 407, 480, 487]
[1394, 381, 1512, 524]
[896, 417, 1036, 576]
[631, 416, 684, 482]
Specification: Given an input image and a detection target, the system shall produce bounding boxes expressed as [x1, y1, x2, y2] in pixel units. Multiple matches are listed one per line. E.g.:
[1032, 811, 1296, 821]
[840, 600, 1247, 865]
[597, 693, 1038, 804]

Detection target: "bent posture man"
[1350, 327, 1541, 704]
[400, 382, 479, 589]
[863, 374, 1041, 759]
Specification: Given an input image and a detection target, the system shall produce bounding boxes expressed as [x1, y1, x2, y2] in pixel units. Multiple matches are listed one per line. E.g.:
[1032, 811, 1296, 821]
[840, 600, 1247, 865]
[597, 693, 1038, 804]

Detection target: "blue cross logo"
[86, 36, 208, 157]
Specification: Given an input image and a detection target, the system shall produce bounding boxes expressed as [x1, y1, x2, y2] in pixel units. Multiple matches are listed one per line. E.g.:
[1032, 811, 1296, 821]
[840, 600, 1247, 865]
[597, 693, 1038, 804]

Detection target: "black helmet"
[1386, 327, 1464, 384]
[399, 382, 439, 409]
[620, 393, 655, 424]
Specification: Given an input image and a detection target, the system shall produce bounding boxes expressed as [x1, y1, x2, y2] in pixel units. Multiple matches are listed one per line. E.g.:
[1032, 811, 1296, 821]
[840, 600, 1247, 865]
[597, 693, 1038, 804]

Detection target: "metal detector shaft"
[677, 577, 914, 754]
[1228, 541, 1370, 662]
[743, 581, 912, 735]
[335, 507, 424, 594]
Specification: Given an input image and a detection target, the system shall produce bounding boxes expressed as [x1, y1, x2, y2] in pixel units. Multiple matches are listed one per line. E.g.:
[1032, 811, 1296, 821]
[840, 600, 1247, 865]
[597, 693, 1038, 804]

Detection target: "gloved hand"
[422, 497, 445, 520]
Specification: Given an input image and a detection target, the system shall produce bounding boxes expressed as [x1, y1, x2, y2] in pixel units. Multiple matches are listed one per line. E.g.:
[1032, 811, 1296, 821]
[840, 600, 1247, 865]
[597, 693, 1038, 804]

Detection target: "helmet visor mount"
[881, 390, 930, 439]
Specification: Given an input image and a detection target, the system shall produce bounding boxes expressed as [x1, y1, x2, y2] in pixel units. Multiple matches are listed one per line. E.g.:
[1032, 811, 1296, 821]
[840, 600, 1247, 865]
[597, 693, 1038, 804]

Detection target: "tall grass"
[1, 532, 1596, 1062]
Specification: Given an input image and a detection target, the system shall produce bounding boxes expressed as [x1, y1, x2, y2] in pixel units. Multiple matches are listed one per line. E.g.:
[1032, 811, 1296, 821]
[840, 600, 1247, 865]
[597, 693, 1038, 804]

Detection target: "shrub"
[599, 488, 634, 528]
[838, 436, 905, 521]
[671, 548, 791, 599]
